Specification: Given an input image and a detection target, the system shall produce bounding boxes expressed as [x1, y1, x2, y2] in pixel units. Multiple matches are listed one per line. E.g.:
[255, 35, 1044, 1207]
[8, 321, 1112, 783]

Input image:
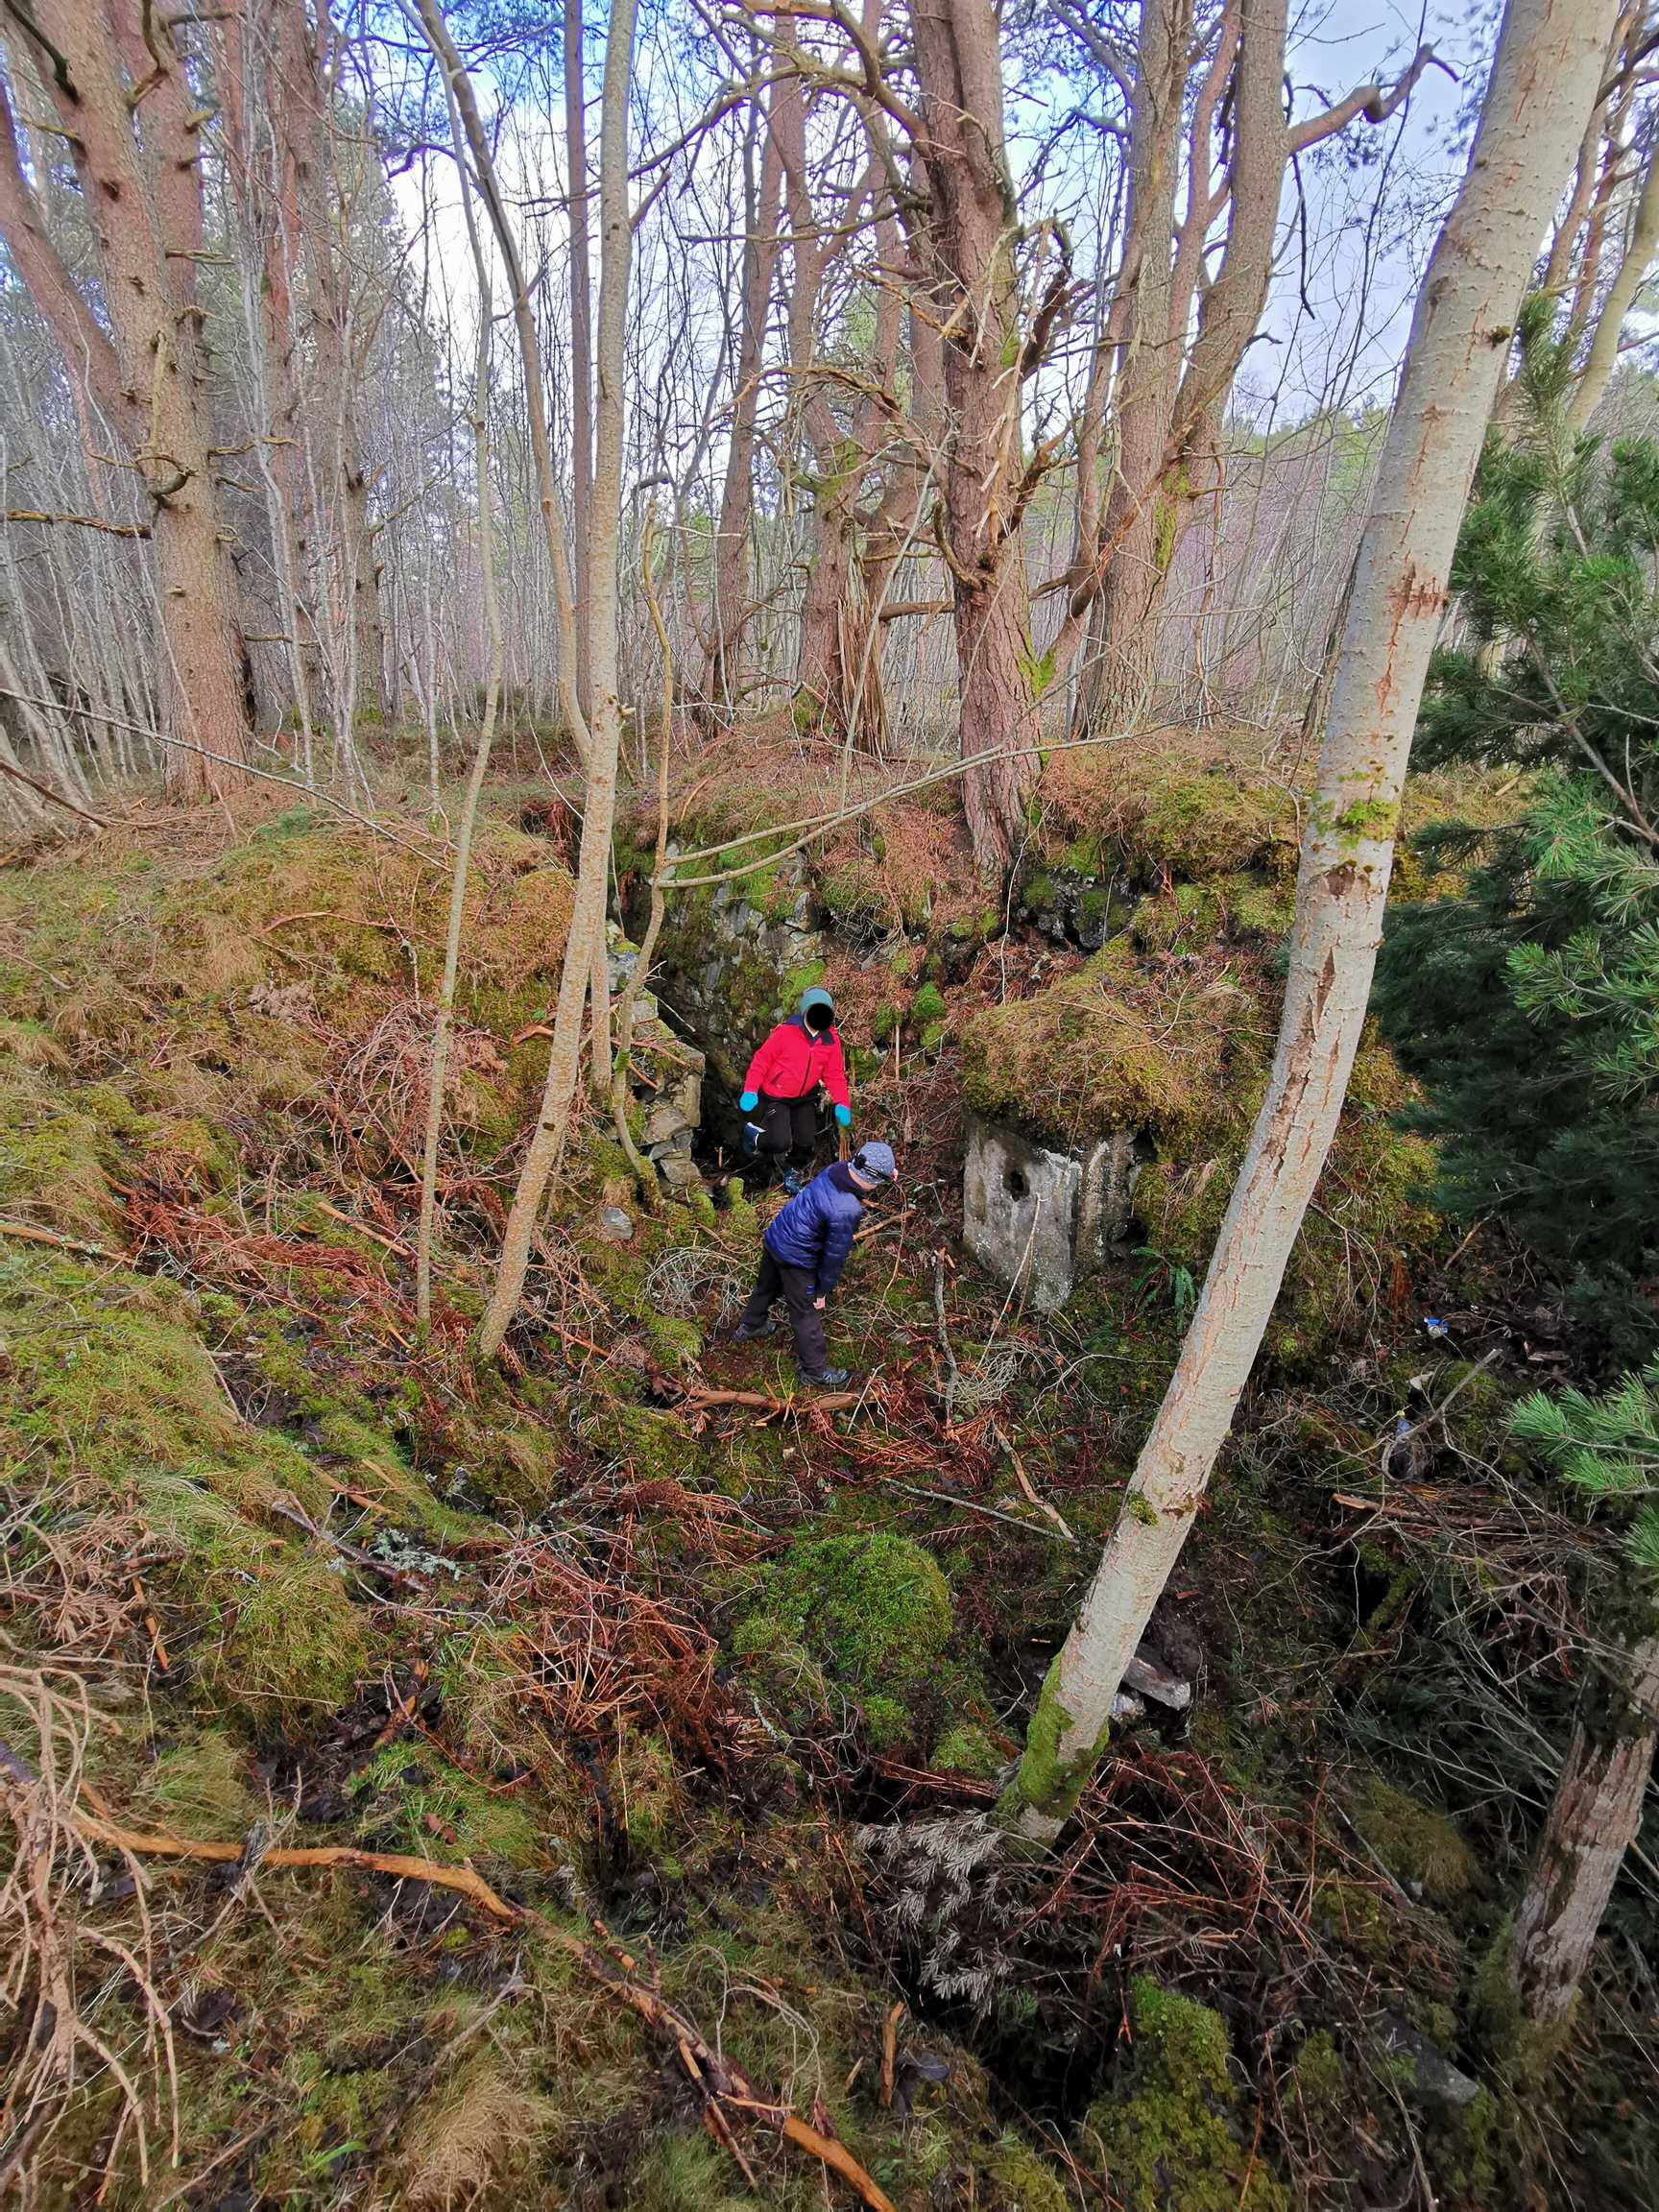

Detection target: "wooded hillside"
[2, 3, 1657, 2208]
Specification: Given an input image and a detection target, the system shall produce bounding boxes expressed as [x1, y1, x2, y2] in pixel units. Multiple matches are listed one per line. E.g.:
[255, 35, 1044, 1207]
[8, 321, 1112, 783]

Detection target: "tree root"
[70, 1807, 897, 2212]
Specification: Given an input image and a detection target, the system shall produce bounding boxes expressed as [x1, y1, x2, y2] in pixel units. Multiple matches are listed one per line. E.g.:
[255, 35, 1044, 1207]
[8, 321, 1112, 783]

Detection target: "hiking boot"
[801, 1365, 850, 1389]
[733, 1315, 777, 1342]
[781, 1168, 805, 1195]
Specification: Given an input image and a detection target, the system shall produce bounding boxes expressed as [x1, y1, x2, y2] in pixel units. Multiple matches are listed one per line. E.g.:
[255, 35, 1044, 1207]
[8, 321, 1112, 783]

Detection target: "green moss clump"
[963, 938, 1258, 1152]
[986, 2132, 1071, 2212]
[912, 981, 947, 1024]
[203, 1551, 371, 1735]
[1079, 1977, 1288, 2211]
[1286, 2029, 1344, 2125]
[139, 1729, 262, 1841]
[0, 1061, 123, 1238]
[625, 2131, 753, 2212]
[743, 1532, 952, 1750]
[934, 1723, 1006, 1780]
[1345, 1776, 1478, 1905]
[350, 1740, 542, 1867]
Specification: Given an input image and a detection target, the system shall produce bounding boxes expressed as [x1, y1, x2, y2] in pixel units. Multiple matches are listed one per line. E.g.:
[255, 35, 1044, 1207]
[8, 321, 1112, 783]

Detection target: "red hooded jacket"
[744, 1015, 851, 1108]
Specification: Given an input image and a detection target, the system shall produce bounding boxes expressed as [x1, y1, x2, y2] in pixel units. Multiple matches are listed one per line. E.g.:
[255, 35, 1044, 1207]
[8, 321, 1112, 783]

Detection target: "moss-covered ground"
[1, 752, 1650, 2211]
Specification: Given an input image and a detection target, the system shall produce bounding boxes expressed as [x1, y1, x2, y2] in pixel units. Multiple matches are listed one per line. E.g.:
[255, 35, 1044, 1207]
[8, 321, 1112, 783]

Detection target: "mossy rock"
[912, 980, 947, 1024]
[740, 1531, 952, 1750]
[1079, 1977, 1288, 2211]
[1036, 741, 1298, 889]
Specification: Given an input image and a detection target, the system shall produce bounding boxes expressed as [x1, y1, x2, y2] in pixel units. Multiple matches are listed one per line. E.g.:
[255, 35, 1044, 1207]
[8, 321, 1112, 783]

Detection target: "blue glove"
[833, 1104, 853, 1129]
[739, 1091, 758, 1113]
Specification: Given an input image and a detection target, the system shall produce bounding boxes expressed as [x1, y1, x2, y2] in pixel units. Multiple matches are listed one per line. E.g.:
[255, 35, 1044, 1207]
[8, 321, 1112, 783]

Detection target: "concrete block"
[962, 1115, 1145, 1310]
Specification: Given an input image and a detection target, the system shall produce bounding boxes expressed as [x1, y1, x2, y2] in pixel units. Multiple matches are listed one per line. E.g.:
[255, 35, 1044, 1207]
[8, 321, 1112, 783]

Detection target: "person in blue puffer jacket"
[733, 1140, 897, 1387]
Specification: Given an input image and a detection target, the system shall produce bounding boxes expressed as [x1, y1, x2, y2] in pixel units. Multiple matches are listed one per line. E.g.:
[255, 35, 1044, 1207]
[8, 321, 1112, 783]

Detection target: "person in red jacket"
[738, 985, 853, 1190]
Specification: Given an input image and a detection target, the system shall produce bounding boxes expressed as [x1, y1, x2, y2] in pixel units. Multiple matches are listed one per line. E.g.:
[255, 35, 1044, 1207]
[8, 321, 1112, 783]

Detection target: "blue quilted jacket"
[763, 1162, 864, 1297]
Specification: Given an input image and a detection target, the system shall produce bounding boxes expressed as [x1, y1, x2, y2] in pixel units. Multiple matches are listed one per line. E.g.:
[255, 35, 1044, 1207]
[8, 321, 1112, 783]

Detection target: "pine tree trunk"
[1510, 1628, 1659, 2024]
[1001, 0, 1621, 1840]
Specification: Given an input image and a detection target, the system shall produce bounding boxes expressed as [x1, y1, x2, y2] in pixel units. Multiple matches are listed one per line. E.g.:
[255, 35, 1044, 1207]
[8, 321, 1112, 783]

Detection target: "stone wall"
[621, 848, 830, 1145]
[609, 929, 706, 1189]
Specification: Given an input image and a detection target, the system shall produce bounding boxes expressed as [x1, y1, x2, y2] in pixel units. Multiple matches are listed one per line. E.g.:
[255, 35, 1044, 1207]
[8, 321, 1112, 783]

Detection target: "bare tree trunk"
[418, 0, 593, 774]
[1001, 0, 1620, 1841]
[418, 73, 503, 1331]
[911, 0, 1041, 878]
[706, 74, 783, 715]
[1079, 0, 1192, 726]
[613, 511, 673, 1196]
[476, 0, 637, 1360]
[1570, 138, 1659, 431]
[565, 0, 594, 716]
[0, 2, 252, 798]
[1510, 1627, 1659, 2025]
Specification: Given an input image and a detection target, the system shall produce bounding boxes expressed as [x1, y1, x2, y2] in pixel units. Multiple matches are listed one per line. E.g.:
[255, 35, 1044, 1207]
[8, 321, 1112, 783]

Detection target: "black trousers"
[745, 1093, 817, 1184]
[739, 1248, 829, 1375]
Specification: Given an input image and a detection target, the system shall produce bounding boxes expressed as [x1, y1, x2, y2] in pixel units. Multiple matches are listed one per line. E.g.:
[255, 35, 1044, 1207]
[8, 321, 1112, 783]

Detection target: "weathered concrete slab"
[962, 1115, 1145, 1310]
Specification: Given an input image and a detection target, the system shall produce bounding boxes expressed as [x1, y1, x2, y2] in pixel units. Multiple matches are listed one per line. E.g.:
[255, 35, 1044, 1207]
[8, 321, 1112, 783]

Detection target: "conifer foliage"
[1511, 1363, 1659, 1580]
[1376, 334, 1659, 1363]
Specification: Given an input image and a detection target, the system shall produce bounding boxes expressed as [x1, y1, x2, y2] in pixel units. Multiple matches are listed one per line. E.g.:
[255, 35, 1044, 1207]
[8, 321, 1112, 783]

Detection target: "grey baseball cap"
[852, 1140, 897, 1184]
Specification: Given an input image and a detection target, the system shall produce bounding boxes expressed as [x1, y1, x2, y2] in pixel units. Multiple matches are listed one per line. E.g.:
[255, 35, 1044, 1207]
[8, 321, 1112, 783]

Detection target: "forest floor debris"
[1, 781, 1652, 2209]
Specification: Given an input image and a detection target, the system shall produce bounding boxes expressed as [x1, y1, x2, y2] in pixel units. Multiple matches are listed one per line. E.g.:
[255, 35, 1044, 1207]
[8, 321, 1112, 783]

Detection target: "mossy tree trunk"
[1001, 0, 1621, 1841]
[1510, 1625, 1659, 2025]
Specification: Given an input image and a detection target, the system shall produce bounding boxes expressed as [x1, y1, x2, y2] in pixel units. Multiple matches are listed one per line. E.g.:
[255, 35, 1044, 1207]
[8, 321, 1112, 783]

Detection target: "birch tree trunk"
[1001, 0, 1621, 1842]
[1510, 1626, 1659, 2025]
[565, 0, 594, 717]
[476, 0, 637, 1361]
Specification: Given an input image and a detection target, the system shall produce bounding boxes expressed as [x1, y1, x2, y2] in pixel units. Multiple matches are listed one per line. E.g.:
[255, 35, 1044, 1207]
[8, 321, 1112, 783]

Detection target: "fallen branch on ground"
[70, 1812, 521, 1922]
[0, 1217, 120, 1262]
[66, 1801, 896, 2211]
[677, 1383, 862, 1415]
